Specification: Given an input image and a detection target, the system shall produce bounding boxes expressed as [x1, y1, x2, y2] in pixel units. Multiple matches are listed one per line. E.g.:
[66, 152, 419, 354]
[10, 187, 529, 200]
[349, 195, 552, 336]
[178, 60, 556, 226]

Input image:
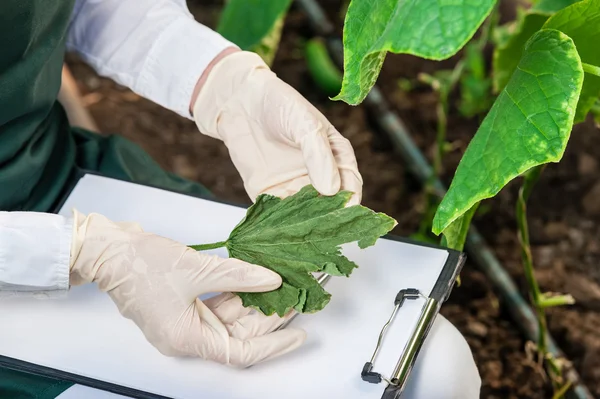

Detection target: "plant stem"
[419, 8, 497, 243]
[517, 165, 546, 353]
[517, 164, 571, 394]
[189, 241, 228, 251]
[553, 381, 573, 399]
[539, 293, 575, 309]
[582, 63, 600, 77]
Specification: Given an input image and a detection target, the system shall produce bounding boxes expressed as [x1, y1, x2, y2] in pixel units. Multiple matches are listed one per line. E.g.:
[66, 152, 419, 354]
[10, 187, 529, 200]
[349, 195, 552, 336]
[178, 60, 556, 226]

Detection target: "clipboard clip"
[360, 288, 439, 399]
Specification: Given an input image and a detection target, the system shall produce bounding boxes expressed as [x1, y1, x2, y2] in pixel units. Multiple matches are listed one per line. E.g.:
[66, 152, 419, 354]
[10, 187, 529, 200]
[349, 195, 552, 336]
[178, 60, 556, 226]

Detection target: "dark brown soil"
[64, 2, 600, 398]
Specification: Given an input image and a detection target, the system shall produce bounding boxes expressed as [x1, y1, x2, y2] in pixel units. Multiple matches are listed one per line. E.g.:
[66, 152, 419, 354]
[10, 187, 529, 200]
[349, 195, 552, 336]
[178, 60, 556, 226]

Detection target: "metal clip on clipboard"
[360, 253, 465, 399]
[360, 288, 437, 399]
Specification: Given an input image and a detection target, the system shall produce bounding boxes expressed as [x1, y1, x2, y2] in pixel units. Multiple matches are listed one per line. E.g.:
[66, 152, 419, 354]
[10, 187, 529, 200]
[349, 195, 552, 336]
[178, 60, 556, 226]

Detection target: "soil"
[64, 1, 600, 397]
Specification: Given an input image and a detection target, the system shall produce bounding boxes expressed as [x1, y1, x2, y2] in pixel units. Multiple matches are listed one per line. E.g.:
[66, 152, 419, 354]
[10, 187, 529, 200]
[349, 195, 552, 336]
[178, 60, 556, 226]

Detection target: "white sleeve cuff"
[138, 17, 236, 119]
[66, 0, 236, 120]
[0, 212, 72, 298]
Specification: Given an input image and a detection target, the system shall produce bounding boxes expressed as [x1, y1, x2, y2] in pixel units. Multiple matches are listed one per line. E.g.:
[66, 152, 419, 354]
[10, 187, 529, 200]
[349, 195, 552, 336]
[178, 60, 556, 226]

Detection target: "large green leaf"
[433, 29, 583, 237]
[544, 0, 600, 122]
[492, 0, 580, 93]
[532, 0, 581, 13]
[440, 203, 479, 251]
[193, 186, 396, 317]
[217, 0, 292, 64]
[334, 0, 496, 105]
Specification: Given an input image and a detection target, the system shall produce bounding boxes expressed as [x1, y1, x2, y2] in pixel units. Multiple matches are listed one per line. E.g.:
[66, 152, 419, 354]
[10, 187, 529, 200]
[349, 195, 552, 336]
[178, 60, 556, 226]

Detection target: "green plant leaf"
[217, 0, 292, 64]
[492, 0, 579, 93]
[334, 0, 496, 105]
[305, 38, 343, 96]
[440, 202, 479, 251]
[433, 29, 583, 236]
[544, 0, 600, 122]
[459, 44, 494, 118]
[532, 0, 581, 13]
[493, 12, 550, 93]
[198, 186, 397, 317]
[591, 99, 600, 127]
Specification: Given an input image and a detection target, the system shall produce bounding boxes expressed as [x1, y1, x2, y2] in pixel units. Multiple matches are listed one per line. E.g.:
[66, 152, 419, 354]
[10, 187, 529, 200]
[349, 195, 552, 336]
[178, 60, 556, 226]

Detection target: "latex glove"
[69, 210, 305, 367]
[192, 51, 363, 204]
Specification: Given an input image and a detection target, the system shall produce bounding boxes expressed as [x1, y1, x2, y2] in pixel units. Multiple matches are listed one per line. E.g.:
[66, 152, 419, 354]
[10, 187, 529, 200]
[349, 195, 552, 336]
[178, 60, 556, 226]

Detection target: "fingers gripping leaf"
[194, 186, 396, 317]
[334, 0, 496, 105]
[433, 30, 583, 240]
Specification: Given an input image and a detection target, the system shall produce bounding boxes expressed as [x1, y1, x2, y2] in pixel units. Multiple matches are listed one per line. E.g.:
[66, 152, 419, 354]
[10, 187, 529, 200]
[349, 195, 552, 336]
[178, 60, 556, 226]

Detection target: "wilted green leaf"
[433, 29, 583, 236]
[193, 186, 396, 317]
[217, 0, 292, 64]
[334, 0, 496, 105]
[492, 0, 579, 93]
[544, 0, 600, 122]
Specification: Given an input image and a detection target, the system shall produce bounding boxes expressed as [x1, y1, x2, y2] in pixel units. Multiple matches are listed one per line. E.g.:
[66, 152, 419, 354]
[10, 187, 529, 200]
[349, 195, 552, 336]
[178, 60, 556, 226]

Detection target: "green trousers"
[0, 0, 210, 397]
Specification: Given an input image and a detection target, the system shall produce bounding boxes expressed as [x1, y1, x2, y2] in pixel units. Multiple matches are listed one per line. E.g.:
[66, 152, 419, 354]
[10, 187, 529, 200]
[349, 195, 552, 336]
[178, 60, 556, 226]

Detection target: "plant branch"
[582, 63, 600, 77]
[189, 241, 228, 251]
[539, 293, 576, 309]
[517, 165, 546, 352]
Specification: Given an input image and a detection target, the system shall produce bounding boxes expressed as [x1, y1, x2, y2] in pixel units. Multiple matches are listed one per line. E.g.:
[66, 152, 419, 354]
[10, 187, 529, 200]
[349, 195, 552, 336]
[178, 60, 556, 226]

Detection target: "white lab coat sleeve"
[66, 0, 237, 119]
[0, 212, 72, 298]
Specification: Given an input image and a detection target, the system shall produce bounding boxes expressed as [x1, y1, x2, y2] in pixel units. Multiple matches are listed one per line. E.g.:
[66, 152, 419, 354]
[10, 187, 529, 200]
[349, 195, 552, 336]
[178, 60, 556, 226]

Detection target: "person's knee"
[402, 315, 481, 399]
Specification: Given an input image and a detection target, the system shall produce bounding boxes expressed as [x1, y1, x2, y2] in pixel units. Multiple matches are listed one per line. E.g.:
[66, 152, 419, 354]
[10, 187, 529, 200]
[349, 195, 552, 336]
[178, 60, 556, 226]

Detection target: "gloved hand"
[192, 50, 363, 204]
[69, 210, 306, 367]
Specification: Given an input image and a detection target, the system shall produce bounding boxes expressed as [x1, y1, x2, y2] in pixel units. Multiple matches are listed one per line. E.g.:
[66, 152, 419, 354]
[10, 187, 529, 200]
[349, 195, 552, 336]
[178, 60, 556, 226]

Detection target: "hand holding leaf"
[191, 186, 397, 317]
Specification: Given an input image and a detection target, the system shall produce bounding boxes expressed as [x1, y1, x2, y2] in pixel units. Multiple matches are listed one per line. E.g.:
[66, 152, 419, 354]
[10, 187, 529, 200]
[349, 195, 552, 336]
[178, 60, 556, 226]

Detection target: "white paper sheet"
[0, 175, 450, 399]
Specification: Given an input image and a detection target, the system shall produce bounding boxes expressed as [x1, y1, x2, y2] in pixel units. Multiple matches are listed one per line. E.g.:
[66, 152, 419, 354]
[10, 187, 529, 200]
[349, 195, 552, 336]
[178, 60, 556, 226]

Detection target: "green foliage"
[492, 0, 600, 122]
[458, 43, 494, 118]
[217, 0, 292, 65]
[493, 11, 550, 92]
[591, 99, 600, 127]
[544, 0, 600, 122]
[492, 0, 580, 93]
[305, 38, 343, 96]
[433, 30, 584, 240]
[440, 203, 479, 251]
[334, 0, 496, 105]
[192, 186, 396, 317]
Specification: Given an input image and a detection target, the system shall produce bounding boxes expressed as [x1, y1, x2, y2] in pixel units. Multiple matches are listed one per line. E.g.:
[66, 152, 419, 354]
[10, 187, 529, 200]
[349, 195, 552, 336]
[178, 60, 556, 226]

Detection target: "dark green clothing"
[1, 1, 209, 397]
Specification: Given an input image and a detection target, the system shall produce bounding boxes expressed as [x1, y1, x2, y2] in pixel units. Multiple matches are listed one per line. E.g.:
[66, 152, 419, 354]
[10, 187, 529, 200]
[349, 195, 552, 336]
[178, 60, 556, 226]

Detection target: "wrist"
[189, 46, 241, 116]
[191, 51, 271, 139]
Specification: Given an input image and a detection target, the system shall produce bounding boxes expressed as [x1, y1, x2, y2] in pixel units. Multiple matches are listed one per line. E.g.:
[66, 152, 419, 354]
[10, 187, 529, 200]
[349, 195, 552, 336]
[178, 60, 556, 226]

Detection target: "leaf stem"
[582, 63, 600, 77]
[516, 164, 573, 394]
[552, 380, 572, 399]
[517, 165, 546, 354]
[539, 293, 575, 309]
[189, 241, 228, 251]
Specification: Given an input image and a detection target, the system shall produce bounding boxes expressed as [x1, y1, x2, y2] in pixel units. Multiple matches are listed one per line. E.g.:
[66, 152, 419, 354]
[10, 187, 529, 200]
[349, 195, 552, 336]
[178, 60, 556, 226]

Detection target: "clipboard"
[0, 171, 465, 399]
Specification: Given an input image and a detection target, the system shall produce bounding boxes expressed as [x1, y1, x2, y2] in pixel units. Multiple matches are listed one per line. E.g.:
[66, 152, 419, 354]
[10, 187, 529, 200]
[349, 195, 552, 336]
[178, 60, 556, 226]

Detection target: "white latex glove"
[192, 51, 363, 203]
[69, 210, 305, 367]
